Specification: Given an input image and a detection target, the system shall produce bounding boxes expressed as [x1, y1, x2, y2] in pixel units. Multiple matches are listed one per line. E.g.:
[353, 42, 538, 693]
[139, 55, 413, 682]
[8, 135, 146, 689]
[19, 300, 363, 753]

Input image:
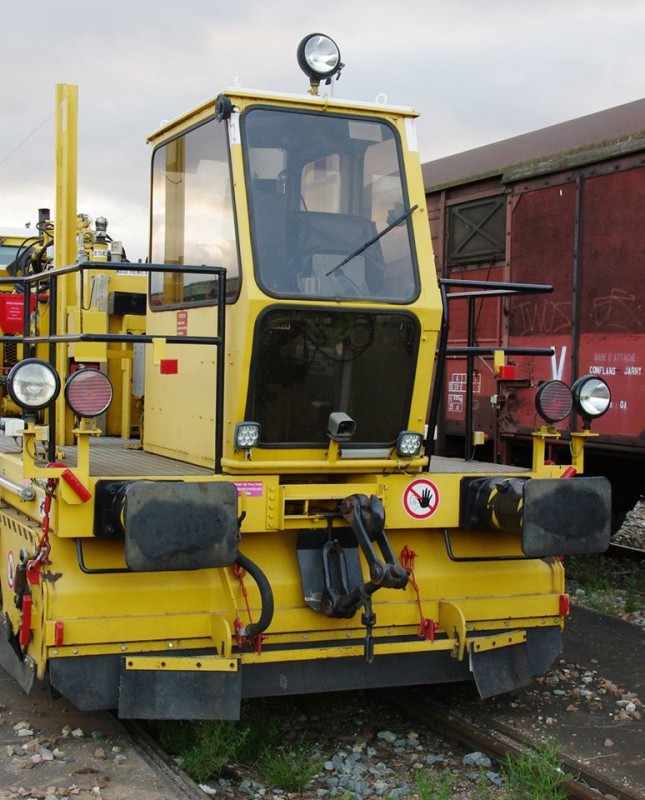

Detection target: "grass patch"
[256, 738, 322, 791]
[414, 768, 501, 800]
[146, 699, 321, 789]
[502, 738, 567, 800]
[565, 554, 644, 617]
[412, 740, 567, 799]
[413, 770, 453, 799]
[150, 719, 250, 784]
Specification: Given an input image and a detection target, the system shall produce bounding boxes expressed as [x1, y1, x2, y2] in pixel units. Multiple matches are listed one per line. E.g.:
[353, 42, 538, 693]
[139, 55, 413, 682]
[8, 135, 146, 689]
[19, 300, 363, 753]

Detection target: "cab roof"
[147, 88, 418, 145]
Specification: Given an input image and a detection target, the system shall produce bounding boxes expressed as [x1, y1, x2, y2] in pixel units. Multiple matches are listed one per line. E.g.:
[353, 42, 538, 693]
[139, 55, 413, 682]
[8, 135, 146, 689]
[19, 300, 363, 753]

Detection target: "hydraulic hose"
[235, 551, 274, 638]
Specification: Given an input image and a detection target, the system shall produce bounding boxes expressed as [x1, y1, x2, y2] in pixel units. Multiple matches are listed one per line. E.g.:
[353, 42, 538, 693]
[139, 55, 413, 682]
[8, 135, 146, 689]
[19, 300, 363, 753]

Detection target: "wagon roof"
[423, 97, 645, 191]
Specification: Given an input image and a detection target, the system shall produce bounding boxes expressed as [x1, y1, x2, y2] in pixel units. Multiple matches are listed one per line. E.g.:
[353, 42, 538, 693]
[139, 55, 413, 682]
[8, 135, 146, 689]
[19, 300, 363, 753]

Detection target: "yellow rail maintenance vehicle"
[0, 35, 612, 720]
[0, 209, 143, 442]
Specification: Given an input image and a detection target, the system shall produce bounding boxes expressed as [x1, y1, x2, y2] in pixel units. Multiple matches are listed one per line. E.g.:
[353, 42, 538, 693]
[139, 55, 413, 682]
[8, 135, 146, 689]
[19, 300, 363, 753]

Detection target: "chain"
[400, 545, 437, 641]
[26, 464, 65, 584]
[23, 477, 56, 584]
[231, 562, 264, 654]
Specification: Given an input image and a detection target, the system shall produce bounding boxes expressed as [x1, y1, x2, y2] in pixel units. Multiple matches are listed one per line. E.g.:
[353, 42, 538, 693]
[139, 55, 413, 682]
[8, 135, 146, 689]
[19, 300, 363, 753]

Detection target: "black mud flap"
[49, 653, 242, 719]
[0, 612, 35, 694]
[123, 481, 239, 571]
[118, 663, 241, 720]
[470, 627, 562, 698]
[49, 654, 120, 710]
[522, 477, 611, 556]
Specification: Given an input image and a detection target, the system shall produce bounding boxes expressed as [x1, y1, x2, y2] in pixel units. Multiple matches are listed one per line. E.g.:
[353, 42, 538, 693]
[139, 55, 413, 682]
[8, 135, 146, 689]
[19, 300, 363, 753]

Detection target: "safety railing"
[0, 261, 227, 471]
[428, 278, 555, 461]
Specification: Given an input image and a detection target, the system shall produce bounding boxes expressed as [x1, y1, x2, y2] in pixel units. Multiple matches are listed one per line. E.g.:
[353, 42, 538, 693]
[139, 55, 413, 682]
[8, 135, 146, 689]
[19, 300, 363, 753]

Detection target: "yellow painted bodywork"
[0, 82, 576, 711]
[0, 466, 566, 681]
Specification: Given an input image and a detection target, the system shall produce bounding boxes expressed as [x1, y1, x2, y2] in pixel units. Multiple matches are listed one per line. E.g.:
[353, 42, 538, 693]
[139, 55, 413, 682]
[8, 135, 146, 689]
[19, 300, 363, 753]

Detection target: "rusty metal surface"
[507, 164, 645, 446]
[423, 97, 645, 191]
[425, 99, 645, 470]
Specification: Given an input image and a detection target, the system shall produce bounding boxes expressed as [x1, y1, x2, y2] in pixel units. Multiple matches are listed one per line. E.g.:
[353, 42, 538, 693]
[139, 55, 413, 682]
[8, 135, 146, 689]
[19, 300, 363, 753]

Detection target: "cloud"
[1, 0, 644, 260]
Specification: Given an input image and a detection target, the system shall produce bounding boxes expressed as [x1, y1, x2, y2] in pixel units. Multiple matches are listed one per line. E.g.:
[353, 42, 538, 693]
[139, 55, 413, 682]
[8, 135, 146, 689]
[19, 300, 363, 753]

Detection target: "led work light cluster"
[535, 376, 611, 428]
[234, 411, 424, 459]
[6, 358, 113, 419]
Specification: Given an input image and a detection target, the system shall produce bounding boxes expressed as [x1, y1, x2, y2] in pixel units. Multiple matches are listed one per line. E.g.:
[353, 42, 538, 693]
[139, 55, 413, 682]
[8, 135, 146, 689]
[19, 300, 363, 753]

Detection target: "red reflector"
[498, 365, 517, 380]
[559, 594, 570, 616]
[65, 368, 113, 417]
[61, 468, 92, 502]
[560, 466, 577, 479]
[536, 380, 573, 423]
[54, 621, 64, 646]
[160, 359, 178, 375]
[19, 595, 32, 647]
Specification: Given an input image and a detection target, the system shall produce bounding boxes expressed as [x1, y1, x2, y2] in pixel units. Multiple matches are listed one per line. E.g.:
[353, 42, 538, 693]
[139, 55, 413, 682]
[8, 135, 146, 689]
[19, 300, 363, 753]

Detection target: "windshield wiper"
[325, 204, 419, 277]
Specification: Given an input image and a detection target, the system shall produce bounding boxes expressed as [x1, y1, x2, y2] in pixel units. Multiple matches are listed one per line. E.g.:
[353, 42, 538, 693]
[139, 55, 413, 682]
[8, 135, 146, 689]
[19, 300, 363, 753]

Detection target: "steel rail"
[606, 542, 645, 560]
[118, 718, 206, 800]
[388, 688, 643, 800]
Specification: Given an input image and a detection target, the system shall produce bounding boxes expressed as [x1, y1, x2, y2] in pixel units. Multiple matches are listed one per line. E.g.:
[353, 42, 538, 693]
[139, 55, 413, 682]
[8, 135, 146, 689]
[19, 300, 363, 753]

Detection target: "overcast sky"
[1, 0, 644, 261]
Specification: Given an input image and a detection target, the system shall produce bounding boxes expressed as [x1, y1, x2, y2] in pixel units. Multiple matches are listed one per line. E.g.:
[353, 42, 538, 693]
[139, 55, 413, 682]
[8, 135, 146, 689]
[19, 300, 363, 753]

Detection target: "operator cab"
[145, 34, 433, 469]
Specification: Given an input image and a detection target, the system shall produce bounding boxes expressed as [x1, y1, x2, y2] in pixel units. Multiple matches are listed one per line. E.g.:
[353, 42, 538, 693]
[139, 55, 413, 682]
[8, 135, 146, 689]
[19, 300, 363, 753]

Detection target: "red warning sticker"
[403, 478, 440, 520]
[7, 550, 15, 589]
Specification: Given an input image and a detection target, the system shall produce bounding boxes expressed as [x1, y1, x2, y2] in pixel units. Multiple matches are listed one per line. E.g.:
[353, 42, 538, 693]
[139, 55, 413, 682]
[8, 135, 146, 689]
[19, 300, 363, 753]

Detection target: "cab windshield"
[243, 108, 418, 303]
[0, 245, 20, 268]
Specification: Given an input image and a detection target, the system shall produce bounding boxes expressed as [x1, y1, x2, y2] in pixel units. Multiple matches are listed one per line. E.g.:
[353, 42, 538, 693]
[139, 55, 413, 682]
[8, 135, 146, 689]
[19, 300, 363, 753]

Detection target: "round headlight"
[535, 380, 573, 423]
[65, 368, 113, 418]
[6, 359, 61, 411]
[297, 33, 342, 80]
[571, 376, 611, 420]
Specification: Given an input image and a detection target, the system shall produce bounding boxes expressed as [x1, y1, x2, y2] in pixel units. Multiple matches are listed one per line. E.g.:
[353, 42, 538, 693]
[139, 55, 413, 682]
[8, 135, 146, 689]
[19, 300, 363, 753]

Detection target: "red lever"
[60, 469, 92, 502]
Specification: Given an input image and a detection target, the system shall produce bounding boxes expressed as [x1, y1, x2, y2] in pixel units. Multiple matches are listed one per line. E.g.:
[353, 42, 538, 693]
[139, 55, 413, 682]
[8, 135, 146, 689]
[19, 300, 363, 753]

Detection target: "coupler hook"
[360, 589, 376, 663]
[337, 494, 408, 661]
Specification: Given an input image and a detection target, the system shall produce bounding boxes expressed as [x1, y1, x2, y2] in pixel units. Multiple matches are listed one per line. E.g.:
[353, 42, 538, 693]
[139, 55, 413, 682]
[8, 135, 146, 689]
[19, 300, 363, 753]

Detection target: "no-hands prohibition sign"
[403, 478, 440, 520]
[6, 550, 15, 589]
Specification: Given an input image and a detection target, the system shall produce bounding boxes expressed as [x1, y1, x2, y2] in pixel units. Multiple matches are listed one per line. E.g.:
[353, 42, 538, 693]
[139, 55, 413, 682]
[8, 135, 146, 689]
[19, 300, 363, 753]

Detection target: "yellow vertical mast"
[54, 83, 78, 446]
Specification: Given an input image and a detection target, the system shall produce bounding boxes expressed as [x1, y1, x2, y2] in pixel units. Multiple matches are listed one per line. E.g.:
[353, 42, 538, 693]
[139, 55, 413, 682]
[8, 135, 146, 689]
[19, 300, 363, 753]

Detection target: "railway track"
[124, 609, 645, 800]
[2, 608, 641, 800]
[389, 687, 643, 800]
[120, 681, 645, 800]
[118, 719, 206, 799]
[131, 671, 644, 800]
[2, 670, 641, 800]
[607, 542, 645, 560]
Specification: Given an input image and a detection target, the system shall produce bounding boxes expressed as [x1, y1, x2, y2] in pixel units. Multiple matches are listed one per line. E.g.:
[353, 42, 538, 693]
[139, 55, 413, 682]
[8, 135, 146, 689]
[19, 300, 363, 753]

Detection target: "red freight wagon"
[424, 99, 645, 523]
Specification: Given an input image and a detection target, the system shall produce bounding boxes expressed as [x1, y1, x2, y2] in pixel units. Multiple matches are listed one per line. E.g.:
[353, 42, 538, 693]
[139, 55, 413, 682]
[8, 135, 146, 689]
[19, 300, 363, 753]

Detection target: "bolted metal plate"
[124, 480, 239, 571]
[522, 476, 611, 557]
[470, 627, 562, 698]
[470, 641, 532, 699]
[119, 662, 241, 720]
